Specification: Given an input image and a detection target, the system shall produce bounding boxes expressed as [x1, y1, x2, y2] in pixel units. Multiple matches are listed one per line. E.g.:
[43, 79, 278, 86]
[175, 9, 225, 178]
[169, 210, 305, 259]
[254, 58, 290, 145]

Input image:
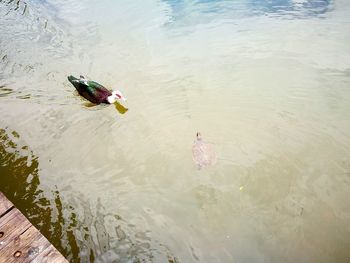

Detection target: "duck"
[67, 75, 126, 104]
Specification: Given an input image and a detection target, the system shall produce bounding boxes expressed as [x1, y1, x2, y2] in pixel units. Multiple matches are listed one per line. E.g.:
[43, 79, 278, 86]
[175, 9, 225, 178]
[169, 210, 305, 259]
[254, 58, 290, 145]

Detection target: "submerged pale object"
[192, 132, 217, 169]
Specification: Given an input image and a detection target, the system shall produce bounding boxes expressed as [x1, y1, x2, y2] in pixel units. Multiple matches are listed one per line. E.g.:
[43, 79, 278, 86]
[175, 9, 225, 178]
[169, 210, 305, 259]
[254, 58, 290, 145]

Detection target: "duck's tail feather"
[67, 75, 79, 83]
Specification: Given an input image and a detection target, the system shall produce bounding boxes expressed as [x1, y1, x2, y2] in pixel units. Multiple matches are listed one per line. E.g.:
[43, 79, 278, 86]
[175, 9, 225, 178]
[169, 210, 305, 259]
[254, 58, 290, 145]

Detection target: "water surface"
[1, 0, 350, 262]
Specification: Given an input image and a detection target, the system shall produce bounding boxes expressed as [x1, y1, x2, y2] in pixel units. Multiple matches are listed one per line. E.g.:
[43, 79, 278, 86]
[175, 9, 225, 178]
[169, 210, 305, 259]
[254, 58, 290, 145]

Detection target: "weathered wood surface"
[0, 192, 13, 216]
[0, 192, 68, 263]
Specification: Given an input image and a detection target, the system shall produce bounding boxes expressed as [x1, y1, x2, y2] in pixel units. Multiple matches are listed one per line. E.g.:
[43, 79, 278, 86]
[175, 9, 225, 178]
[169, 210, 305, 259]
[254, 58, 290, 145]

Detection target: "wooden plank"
[31, 244, 69, 263]
[1, 225, 44, 263]
[0, 192, 68, 263]
[0, 192, 14, 217]
[0, 209, 32, 253]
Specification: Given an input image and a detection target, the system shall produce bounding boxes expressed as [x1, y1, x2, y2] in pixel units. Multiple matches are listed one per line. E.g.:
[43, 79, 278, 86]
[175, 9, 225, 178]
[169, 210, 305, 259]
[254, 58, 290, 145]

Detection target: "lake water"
[1, 0, 350, 262]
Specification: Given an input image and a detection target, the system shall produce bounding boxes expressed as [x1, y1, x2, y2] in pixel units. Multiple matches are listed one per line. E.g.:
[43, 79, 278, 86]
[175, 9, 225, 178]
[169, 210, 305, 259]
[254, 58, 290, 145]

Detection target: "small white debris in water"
[239, 186, 244, 191]
[0, 241, 4, 245]
[226, 235, 230, 239]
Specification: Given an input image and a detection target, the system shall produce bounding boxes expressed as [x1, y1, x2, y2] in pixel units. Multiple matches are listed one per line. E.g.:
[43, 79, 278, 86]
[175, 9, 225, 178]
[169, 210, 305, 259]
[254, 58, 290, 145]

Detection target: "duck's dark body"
[68, 75, 112, 104]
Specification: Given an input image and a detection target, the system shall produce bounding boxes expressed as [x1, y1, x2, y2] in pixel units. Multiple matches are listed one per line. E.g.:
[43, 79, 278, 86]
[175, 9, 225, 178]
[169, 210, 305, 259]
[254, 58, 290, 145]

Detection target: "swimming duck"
[67, 75, 126, 104]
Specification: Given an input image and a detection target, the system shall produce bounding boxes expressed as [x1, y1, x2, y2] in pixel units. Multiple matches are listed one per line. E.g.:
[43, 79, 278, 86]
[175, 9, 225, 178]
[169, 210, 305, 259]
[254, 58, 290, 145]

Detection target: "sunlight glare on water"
[1, 0, 350, 262]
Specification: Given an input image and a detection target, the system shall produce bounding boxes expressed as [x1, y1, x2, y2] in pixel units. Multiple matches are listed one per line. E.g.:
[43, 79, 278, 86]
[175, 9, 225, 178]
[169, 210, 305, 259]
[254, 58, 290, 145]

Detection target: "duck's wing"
[72, 78, 109, 96]
[86, 80, 111, 97]
[68, 76, 111, 103]
[86, 80, 107, 91]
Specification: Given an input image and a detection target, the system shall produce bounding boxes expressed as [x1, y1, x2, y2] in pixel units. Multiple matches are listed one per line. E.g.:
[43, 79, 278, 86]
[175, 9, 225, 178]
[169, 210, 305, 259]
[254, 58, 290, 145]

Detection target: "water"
[1, 0, 350, 262]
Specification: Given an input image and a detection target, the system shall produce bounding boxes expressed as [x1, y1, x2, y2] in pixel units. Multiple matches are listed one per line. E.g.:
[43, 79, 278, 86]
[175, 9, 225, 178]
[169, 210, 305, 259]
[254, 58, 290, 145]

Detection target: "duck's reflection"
[82, 100, 128, 114]
[82, 101, 96, 108]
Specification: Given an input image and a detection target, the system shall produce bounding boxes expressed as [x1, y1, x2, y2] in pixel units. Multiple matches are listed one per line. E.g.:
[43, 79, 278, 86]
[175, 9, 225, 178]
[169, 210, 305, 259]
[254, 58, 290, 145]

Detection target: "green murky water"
[1, 0, 350, 262]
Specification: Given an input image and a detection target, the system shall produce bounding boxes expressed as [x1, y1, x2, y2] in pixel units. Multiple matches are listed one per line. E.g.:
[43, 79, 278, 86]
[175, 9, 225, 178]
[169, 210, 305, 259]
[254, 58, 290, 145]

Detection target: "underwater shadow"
[0, 127, 178, 263]
[81, 100, 128, 114]
[0, 127, 82, 262]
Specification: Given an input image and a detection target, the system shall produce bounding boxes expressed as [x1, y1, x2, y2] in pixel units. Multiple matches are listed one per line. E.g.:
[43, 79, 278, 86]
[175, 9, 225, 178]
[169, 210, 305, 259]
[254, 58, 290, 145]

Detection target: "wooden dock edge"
[0, 192, 69, 263]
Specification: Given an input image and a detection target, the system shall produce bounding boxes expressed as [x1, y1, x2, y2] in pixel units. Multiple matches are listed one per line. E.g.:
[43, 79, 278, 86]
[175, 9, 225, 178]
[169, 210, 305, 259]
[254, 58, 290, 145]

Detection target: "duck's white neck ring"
[107, 95, 117, 104]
